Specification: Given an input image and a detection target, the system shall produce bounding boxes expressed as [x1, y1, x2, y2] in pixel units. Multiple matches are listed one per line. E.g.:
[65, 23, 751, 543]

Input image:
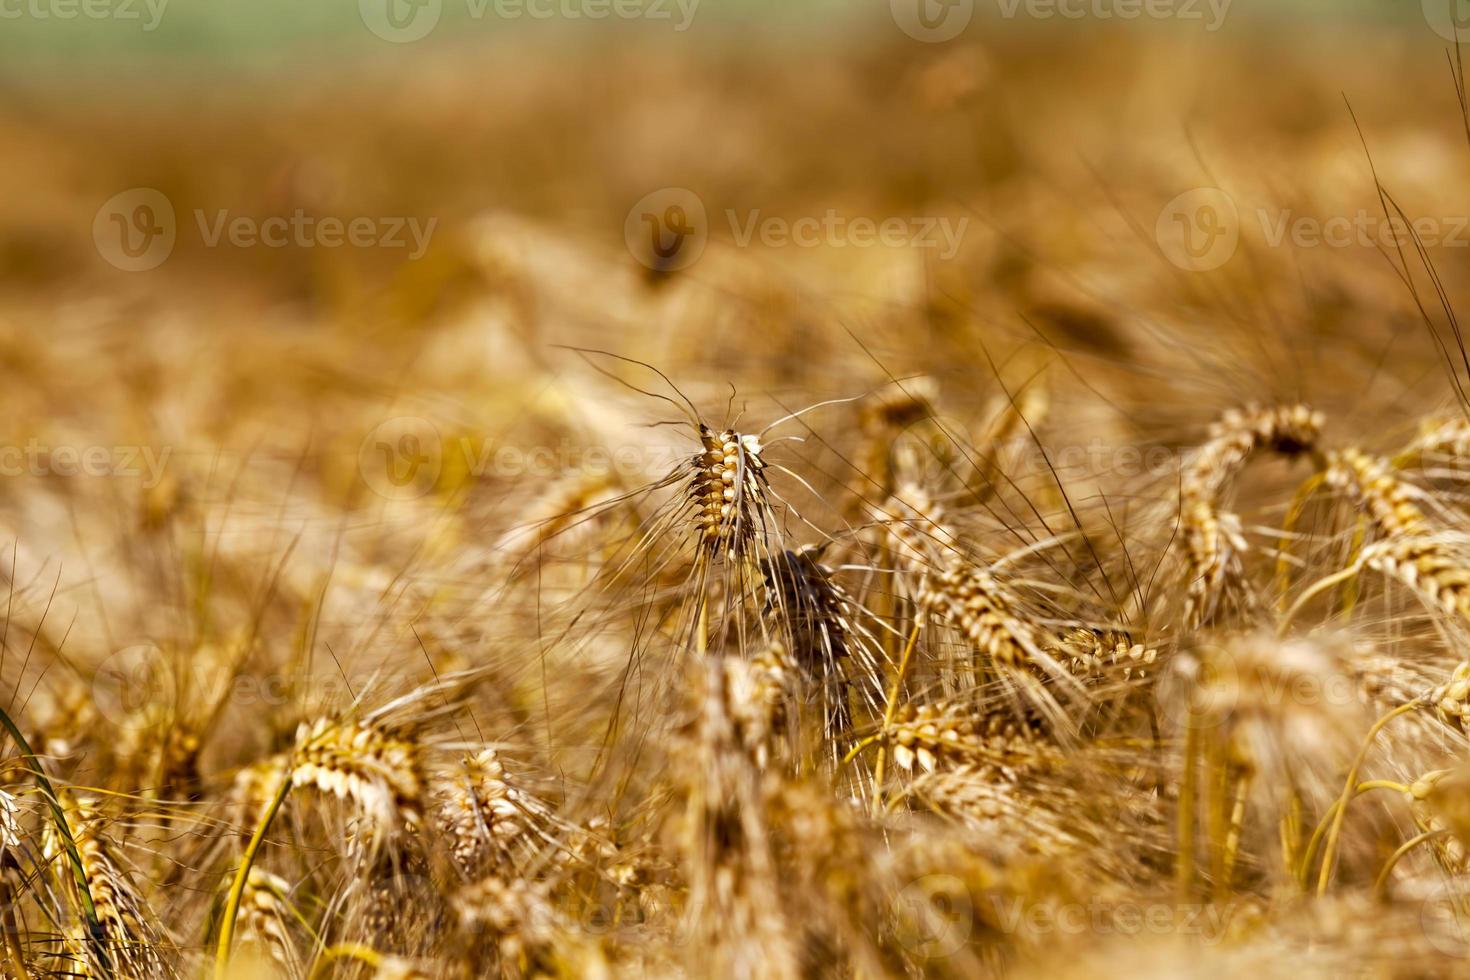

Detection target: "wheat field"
[4, 7, 1470, 978]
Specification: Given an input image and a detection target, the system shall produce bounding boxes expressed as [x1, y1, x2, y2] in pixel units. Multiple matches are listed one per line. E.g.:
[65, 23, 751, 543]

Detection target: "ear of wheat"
[760, 546, 889, 753]
[290, 718, 426, 836]
[45, 795, 174, 979]
[690, 425, 770, 556]
[1432, 662, 1470, 730]
[882, 700, 1062, 778]
[673, 655, 802, 980]
[1181, 404, 1324, 628]
[236, 869, 300, 977]
[1325, 448, 1429, 540]
[1406, 418, 1470, 463]
[438, 748, 538, 880]
[1317, 449, 1470, 625]
[1054, 627, 1158, 684]
[880, 486, 1083, 729]
[855, 376, 939, 501]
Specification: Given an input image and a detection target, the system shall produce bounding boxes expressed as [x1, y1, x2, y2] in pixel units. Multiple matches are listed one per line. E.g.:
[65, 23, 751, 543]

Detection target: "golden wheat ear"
[290, 717, 427, 839]
[437, 747, 546, 881]
[1325, 448, 1430, 540]
[234, 869, 301, 978]
[1301, 450, 1470, 626]
[877, 485, 1088, 734]
[851, 375, 940, 507]
[1180, 404, 1325, 629]
[689, 424, 772, 557]
[758, 546, 890, 755]
[54, 796, 180, 979]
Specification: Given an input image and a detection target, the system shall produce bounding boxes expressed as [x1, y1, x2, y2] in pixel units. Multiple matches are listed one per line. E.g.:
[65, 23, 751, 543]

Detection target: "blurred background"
[4, 0, 1470, 656]
[3, 1, 1463, 345]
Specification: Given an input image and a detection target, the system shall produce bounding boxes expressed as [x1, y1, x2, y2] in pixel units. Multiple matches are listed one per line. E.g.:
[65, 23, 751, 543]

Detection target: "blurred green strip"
[0, 0, 1432, 62]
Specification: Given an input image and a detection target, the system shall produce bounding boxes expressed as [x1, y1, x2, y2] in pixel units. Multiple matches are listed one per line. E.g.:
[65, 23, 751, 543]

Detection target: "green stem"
[215, 762, 293, 980]
[1315, 699, 1423, 895]
[872, 619, 923, 813]
[1177, 718, 1198, 902]
[1374, 828, 1452, 897]
[1279, 563, 1364, 636]
[307, 943, 382, 980]
[0, 878, 29, 980]
[0, 706, 110, 979]
[1274, 472, 1325, 608]
[1295, 781, 1406, 886]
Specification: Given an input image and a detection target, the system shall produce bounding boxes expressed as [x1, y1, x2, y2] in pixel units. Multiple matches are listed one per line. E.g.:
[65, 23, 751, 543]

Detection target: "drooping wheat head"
[290, 718, 426, 839]
[1180, 404, 1324, 628]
